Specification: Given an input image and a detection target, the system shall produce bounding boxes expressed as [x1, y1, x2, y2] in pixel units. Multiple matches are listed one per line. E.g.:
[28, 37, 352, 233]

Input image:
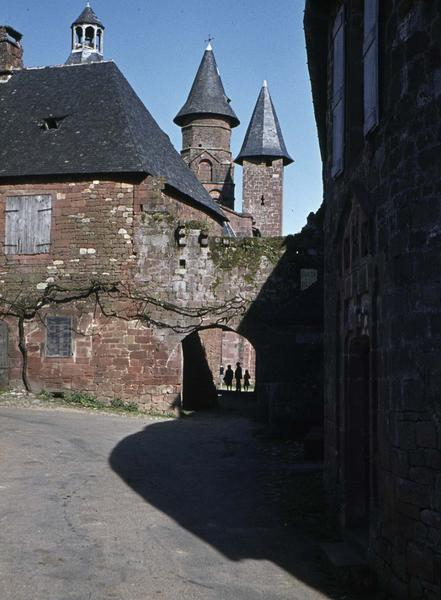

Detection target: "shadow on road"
[109, 412, 335, 597]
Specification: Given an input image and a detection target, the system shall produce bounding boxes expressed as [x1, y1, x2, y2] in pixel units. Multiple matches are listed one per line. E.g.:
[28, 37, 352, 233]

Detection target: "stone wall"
[305, 1, 441, 597]
[242, 158, 284, 237]
[0, 173, 323, 433]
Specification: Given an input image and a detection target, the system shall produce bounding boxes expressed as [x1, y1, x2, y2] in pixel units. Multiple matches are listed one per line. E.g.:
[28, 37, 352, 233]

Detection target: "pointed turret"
[174, 46, 239, 128]
[175, 45, 239, 210]
[66, 3, 105, 65]
[235, 82, 293, 165]
[237, 82, 293, 237]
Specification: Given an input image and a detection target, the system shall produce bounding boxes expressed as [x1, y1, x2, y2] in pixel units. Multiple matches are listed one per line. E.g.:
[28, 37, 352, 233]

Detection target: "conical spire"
[72, 3, 105, 28]
[235, 82, 293, 165]
[174, 47, 239, 127]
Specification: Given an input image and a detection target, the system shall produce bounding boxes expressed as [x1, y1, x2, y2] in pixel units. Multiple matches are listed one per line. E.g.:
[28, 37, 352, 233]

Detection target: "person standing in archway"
[243, 369, 251, 391]
[223, 365, 234, 390]
[234, 362, 243, 392]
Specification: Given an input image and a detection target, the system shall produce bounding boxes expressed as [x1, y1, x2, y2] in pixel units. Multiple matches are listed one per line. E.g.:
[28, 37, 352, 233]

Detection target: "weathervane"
[205, 34, 215, 48]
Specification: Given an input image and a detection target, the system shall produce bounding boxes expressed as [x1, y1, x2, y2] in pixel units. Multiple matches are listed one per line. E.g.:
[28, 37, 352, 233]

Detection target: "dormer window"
[41, 116, 67, 131]
[42, 118, 59, 130]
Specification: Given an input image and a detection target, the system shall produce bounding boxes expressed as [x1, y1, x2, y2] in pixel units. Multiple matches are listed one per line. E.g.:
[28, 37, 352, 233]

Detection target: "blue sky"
[4, 1, 323, 234]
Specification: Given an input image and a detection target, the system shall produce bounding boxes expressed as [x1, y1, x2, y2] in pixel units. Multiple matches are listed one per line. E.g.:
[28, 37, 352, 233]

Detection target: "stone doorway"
[344, 336, 370, 536]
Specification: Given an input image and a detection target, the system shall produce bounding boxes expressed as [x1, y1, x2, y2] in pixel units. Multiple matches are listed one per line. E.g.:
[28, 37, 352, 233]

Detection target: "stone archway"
[344, 335, 370, 534]
[180, 327, 257, 411]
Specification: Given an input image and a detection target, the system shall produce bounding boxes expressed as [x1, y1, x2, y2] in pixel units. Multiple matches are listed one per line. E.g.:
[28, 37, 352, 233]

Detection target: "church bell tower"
[66, 3, 105, 65]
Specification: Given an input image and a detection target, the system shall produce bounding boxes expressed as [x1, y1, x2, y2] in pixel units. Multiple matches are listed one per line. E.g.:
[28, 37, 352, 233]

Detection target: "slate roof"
[72, 5, 105, 29]
[0, 61, 225, 219]
[66, 49, 103, 65]
[174, 47, 239, 128]
[235, 83, 293, 165]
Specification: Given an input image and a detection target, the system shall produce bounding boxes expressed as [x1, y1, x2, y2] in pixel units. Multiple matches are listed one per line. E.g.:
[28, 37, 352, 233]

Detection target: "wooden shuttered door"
[5, 195, 52, 254]
[363, 0, 379, 136]
[46, 316, 73, 358]
[331, 5, 345, 178]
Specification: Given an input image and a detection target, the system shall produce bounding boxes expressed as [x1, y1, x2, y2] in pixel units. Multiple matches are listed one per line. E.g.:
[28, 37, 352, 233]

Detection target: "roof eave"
[234, 152, 294, 166]
[174, 110, 240, 128]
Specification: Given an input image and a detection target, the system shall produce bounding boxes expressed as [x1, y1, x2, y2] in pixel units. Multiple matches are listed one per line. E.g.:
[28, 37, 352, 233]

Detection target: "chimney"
[0, 26, 24, 78]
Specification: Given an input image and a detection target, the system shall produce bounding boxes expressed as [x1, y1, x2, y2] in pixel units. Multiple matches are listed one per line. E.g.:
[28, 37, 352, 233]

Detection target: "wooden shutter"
[4, 197, 20, 254]
[46, 316, 72, 357]
[35, 195, 52, 253]
[363, 0, 379, 135]
[331, 5, 345, 178]
[4, 195, 51, 254]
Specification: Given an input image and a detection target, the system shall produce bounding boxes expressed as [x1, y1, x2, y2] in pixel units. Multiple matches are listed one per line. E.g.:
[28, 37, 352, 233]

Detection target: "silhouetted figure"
[223, 365, 234, 391]
[219, 365, 224, 388]
[235, 362, 242, 392]
[243, 369, 251, 391]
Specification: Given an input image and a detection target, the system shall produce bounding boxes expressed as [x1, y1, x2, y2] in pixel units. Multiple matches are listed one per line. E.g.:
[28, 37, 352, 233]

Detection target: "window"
[363, 0, 379, 135]
[209, 189, 222, 201]
[331, 5, 345, 178]
[85, 26, 95, 48]
[97, 29, 102, 53]
[198, 160, 213, 182]
[5, 195, 52, 255]
[46, 316, 72, 358]
[41, 118, 60, 130]
[75, 26, 83, 46]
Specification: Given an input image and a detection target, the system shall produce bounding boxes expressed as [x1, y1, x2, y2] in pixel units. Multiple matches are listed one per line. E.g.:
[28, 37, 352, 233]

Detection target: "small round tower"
[174, 44, 239, 210]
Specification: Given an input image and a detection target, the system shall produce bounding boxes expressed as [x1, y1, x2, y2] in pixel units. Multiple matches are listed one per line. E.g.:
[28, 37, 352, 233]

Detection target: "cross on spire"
[205, 34, 215, 50]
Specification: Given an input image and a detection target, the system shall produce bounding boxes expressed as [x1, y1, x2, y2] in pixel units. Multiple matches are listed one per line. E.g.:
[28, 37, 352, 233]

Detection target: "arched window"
[198, 160, 213, 182]
[85, 26, 95, 48]
[75, 27, 83, 46]
[209, 190, 222, 201]
[96, 29, 102, 53]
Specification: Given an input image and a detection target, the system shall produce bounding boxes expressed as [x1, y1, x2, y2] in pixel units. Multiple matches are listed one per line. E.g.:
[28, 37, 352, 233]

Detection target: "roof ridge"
[108, 64, 146, 173]
[21, 60, 115, 72]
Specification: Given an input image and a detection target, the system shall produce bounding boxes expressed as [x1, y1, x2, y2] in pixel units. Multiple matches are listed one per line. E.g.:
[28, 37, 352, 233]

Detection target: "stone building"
[174, 46, 294, 381]
[305, 1, 441, 597]
[0, 5, 323, 434]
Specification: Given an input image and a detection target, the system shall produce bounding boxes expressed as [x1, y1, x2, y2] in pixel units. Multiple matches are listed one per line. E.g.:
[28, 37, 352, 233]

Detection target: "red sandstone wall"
[242, 158, 284, 237]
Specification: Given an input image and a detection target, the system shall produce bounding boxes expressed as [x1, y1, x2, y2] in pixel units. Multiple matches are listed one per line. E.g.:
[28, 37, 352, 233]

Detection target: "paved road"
[0, 406, 334, 600]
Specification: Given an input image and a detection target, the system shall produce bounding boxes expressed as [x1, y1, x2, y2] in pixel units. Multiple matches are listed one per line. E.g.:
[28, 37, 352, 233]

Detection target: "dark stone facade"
[305, 1, 441, 597]
[241, 158, 284, 237]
